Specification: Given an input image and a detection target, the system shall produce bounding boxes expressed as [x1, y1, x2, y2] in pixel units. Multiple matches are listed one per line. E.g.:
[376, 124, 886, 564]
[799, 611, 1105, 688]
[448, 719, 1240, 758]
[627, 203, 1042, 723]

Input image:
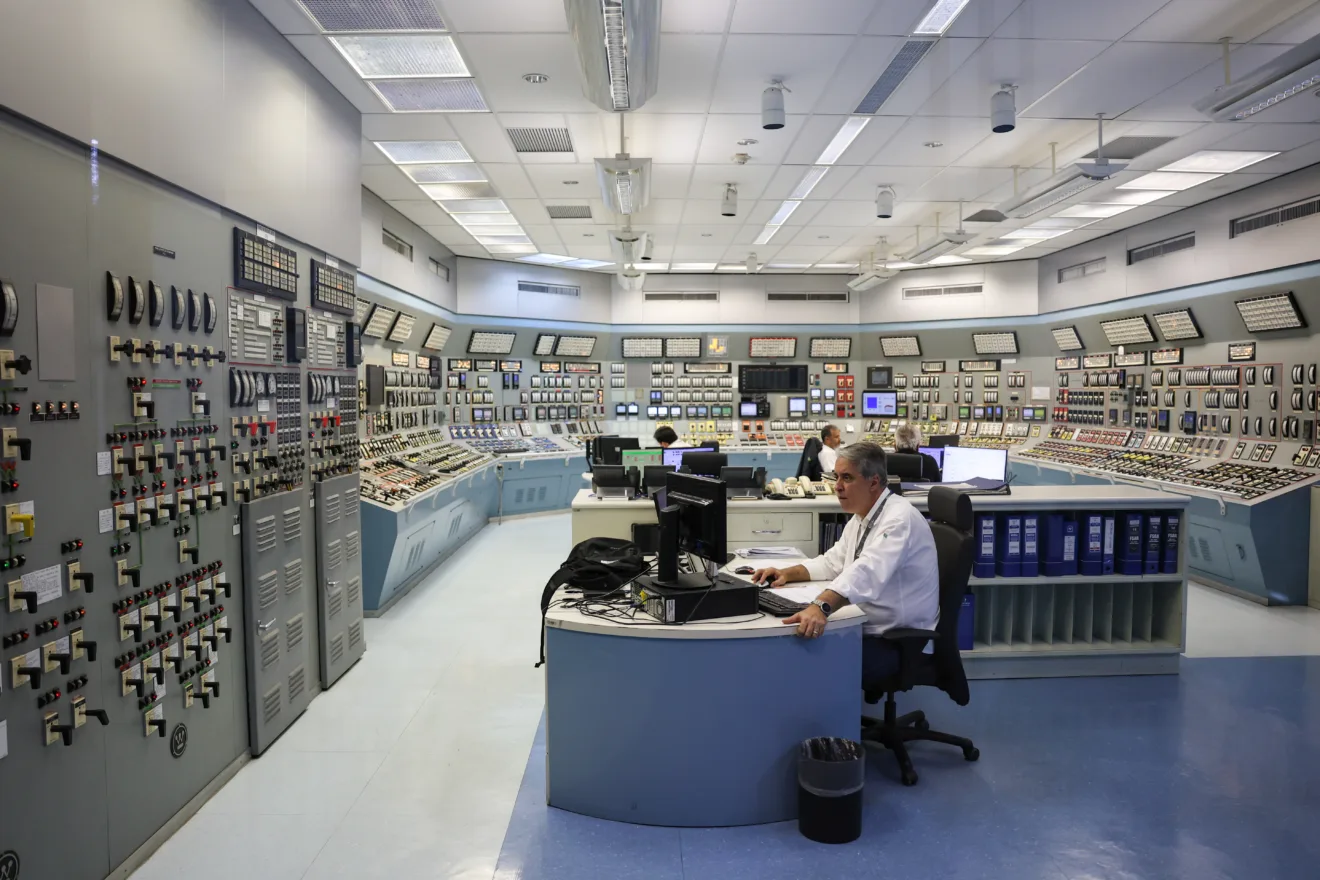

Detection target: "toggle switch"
[45, 713, 74, 747]
[124, 674, 147, 697]
[146, 715, 166, 738]
[8, 580, 37, 613]
[47, 652, 73, 675]
[217, 626, 232, 644]
[74, 635, 96, 662]
[0, 352, 32, 379]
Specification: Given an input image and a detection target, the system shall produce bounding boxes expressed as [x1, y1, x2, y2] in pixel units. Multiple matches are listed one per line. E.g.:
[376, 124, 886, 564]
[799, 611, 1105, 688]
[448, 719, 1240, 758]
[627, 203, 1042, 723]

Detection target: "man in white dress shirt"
[752, 442, 940, 683]
[817, 424, 842, 474]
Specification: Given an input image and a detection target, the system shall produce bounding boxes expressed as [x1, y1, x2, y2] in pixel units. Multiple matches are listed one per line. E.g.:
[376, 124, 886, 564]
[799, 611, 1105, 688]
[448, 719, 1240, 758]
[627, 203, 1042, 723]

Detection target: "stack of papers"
[735, 546, 806, 559]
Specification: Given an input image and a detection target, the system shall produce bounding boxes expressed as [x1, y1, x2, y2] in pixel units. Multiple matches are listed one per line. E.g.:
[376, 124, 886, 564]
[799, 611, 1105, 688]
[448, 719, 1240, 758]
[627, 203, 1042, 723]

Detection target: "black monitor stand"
[645, 505, 714, 590]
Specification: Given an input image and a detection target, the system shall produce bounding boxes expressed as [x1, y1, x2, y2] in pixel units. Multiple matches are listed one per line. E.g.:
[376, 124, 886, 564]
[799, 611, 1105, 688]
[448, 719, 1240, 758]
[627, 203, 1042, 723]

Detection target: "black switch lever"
[117, 512, 138, 533]
[137, 399, 156, 420]
[6, 354, 32, 375]
[50, 721, 75, 747]
[234, 486, 251, 503]
[48, 652, 73, 675]
[117, 455, 139, 476]
[185, 642, 204, 659]
[215, 581, 232, 599]
[159, 451, 176, 469]
[113, 340, 136, 356]
[139, 454, 157, 472]
[195, 399, 212, 416]
[125, 676, 147, 697]
[72, 571, 94, 594]
[76, 638, 97, 661]
[138, 341, 157, 358]
[159, 502, 177, 520]
[214, 489, 229, 508]
[84, 708, 109, 725]
[202, 679, 220, 698]
[200, 586, 217, 604]
[183, 591, 202, 608]
[202, 634, 218, 650]
[123, 622, 143, 643]
[162, 601, 181, 622]
[13, 590, 37, 613]
[7, 436, 31, 461]
[196, 689, 212, 709]
[217, 626, 232, 644]
[143, 612, 162, 632]
[181, 546, 199, 564]
[18, 666, 42, 689]
[122, 567, 141, 588]
[180, 497, 198, 516]
[147, 717, 166, 738]
[146, 664, 165, 684]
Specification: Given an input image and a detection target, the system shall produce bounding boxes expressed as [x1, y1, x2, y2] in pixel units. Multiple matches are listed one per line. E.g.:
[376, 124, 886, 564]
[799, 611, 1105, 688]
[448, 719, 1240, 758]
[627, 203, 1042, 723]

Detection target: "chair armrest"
[881, 627, 939, 643]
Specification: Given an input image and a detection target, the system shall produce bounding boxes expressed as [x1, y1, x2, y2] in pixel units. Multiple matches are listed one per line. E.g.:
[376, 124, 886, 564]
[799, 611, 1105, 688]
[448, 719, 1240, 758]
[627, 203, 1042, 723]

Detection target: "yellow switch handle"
[10, 513, 33, 538]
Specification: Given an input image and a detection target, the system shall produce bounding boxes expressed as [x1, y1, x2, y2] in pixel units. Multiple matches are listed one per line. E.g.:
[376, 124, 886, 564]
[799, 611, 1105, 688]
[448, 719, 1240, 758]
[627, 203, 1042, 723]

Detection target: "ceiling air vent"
[766, 292, 850, 303]
[1058, 257, 1106, 283]
[855, 39, 935, 114]
[644, 291, 719, 302]
[1231, 195, 1320, 238]
[547, 205, 593, 220]
[1080, 136, 1175, 161]
[507, 127, 574, 153]
[902, 284, 983, 300]
[1128, 232, 1195, 265]
[518, 280, 580, 297]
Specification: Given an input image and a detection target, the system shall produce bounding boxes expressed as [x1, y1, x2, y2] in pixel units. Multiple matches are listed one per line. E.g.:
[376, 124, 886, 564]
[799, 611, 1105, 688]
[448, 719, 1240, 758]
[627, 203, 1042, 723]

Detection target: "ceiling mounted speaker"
[564, 0, 661, 112]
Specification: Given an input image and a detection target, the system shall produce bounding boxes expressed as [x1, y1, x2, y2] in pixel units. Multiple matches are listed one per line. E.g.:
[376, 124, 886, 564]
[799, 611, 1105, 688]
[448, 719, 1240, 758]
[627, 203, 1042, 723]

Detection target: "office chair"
[860, 486, 978, 786]
[796, 437, 824, 481]
[886, 452, 924, 482]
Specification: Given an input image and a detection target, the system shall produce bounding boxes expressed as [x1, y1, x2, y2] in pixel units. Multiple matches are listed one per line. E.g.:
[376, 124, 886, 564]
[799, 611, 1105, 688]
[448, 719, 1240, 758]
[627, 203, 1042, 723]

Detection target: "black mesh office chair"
[860, 486, 978, 786]
[796, 438, 824, 481]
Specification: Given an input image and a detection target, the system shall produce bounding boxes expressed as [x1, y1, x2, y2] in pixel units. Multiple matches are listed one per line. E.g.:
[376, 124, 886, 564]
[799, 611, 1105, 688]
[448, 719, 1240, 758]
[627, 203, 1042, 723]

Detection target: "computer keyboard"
[758, 590, 807, 617]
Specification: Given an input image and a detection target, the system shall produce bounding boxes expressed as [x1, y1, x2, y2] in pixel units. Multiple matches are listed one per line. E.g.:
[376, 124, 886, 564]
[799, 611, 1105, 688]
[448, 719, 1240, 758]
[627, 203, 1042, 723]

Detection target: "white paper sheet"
[734, 546, 806, 559]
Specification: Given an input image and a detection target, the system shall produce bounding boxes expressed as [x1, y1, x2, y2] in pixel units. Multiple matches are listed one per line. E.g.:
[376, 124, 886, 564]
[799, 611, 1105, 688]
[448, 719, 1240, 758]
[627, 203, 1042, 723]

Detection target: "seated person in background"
[653, 426, 688, 450]
[817, 424, 843, 474]
[894, 423, 941, 482]
[752, 442, 940, 684]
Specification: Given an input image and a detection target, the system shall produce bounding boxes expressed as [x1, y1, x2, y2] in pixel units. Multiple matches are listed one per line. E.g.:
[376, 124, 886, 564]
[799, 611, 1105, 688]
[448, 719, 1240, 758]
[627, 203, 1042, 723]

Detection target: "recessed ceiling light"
[1095, 189, 1175, 206]
[485, 244, 538, 254]
[928, 254, 971, 264]
[296, 0, 446, 33]
[1158, 150, 1279, 174]
[1055, 203, 1137, 218]
[1000, 227, 1069, 240]
[815, 116, 870, 165]
[715, 264, 747, 272]
[474, 235, 533, 245]
[563, 180, 580, 185]
[375, 141, 472, 164]
[370, 78, 488, 112]
[913, 0, 972, 35]
[518, 254, 575, 264]
[404, 163, 487, 184]
[768, 200, 801, 226]
[560, 259, 614, 269]
[438, 199, 508, 213]
[754, 226, 781, 245]
[812, 263, 858, 270]
[445, 211, 516, 225]
[923, 141, 943, 148]
[330, 35, 470, 78]
[963, 245, 1025, 256]
[424, 182, 499, 200]
[523, 73, 549, 84]
[764, 262, 811, 269]
[885, 261, 918, 269]
[670, 263, 717, 271]
[462, 225, 525, 237]
[1117, 171, 1223, 191]
[701, 233, 713, 237]
[789, 166, 830, 200]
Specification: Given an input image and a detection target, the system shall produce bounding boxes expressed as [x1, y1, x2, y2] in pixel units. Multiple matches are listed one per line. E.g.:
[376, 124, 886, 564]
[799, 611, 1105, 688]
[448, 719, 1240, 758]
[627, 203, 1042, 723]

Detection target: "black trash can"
[797, 737, 865, 844]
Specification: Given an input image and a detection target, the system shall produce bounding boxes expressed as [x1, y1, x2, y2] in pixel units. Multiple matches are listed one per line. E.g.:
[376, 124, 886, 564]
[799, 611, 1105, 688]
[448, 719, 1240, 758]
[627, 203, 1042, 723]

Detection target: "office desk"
[544, 591, 866, 826]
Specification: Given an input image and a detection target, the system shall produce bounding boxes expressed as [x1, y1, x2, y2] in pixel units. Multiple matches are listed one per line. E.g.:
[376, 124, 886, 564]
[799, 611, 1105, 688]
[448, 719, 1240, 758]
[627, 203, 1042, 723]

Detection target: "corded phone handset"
[807, 480, 834, 496]
[767, 478, 805, 499]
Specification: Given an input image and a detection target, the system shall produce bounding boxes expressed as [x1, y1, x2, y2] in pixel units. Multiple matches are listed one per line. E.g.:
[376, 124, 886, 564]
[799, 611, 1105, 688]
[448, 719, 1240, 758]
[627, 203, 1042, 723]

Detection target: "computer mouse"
[734, 566, 755, 575]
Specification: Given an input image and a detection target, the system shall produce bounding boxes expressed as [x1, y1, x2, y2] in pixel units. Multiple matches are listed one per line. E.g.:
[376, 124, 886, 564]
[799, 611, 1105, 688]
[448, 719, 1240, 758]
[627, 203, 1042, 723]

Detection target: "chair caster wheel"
[963, 746, 980, 762]
[915, 718, 930, 732]
[901, 770, 918, 786]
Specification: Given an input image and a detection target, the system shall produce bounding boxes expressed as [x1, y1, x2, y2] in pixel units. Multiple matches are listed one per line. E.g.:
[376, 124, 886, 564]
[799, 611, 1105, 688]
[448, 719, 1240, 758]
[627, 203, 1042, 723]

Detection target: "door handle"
[752, 529, 782, 535]
[257, 619, 276, 636]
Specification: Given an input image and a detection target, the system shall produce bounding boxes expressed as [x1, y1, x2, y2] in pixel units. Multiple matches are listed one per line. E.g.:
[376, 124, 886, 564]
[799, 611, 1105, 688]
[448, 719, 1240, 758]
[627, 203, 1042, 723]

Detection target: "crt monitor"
[627, 403, 640, 415]
[597, 436, 640, 465]
[681, 451, 727, 477]
[917, 446, 945, 470]
[862, 390, 898, 417]
[868, 366, 893, 388]
[652, 472, 728, 589]
[941, 447, 1008, 484]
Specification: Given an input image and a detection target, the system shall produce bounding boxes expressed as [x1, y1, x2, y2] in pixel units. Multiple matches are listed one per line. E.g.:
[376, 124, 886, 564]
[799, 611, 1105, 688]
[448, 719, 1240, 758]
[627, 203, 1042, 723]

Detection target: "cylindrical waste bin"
[797, 737, 865, 844]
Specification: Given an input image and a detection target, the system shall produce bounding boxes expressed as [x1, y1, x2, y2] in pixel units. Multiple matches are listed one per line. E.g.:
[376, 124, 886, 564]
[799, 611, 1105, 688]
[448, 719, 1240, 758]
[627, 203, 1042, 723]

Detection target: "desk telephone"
[767, 477, 834, 499]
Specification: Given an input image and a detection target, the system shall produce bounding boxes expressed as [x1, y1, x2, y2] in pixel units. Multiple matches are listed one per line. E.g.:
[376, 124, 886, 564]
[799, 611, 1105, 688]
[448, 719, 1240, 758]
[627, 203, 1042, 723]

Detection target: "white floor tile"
[199, 748, 389, 817]
[1184, 582, 1320, 658]
[127, 812, 345, 880]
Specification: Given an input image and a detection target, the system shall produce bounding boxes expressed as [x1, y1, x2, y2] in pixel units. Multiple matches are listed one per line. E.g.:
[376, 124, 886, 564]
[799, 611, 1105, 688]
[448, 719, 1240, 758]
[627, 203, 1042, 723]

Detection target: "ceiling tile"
[484, 162, 541, 197]
[460, 34, 597, 112]
[687, 164, 776, 200]
[825, 115, 908, 165]
[1126, 0, 1307, 43]
[361, 113, 459, 141]
[625, 114, 707, 163]
[631, 200, 688, 224]
[663, 0, 734, 32]
[729, 0, 879, 35]
[1254, 2, 1320, 43]
[785, 225, 865, 246]
[675, 222, 739, 244]
[871, 116, 991, 166]
[1121, 44, 1295, 122]
[1212, 124, 1320, 154]
[363, 164, 429, 200]
[669, 245, 731, 261]
[952, 118, 1099, 169]
[636, 35, 724, 113]
[805, 199, 881, 226]
[770, 245, 838, 261]
[994, 0, 1162, 40]
[361, 138, 392, 165]
[504, 199, 552, 224]
[521, 225, 565, 247]
[1024, 41, 1221, 120]
[388, 199, 451, 227]
[915, 166, 1015, 201]
[920, 39, 1108, 119]
[814, 36, 909, 114]
[874, 37, 985, 117]
[649, 165, 695, 199]
[521, 163, 597, 199]
[709, 34, 856, 114]
[943, 0, 1028, 38]
[696, 114, 803, 164]
[440, 0, 570, 32]
[448, 114, 520, 162]
[830, 165, 941, 200]
[862, 0, 933, 36]
[744, 199, 826, 227]
[566, 113, 610, 160]
[285, 35, 385, 112]
[557, 226, 611, 246]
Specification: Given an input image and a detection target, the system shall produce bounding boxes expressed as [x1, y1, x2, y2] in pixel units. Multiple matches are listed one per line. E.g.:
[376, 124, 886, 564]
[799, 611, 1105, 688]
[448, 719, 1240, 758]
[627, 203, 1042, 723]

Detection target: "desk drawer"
[727, 511, 814, 543]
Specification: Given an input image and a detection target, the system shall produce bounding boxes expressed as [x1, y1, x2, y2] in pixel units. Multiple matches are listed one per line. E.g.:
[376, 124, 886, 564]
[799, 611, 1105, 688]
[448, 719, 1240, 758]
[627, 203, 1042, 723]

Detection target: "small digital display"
[868, 366, 893, 388]
[787, 397, 807, 415]
[740, 401, 758, 417]
[862, 391, 898, 417]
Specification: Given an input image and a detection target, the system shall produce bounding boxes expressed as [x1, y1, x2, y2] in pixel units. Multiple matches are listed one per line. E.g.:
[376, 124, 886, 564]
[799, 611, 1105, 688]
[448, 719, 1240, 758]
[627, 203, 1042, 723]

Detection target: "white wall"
[0, 0, 362, 263]
[457, 257, 614, 322]
[1039, 164, 1320, 313]
[360, 188, 458, 311]
[859, 261, 1040, 324]
[614, 273, 861, 326]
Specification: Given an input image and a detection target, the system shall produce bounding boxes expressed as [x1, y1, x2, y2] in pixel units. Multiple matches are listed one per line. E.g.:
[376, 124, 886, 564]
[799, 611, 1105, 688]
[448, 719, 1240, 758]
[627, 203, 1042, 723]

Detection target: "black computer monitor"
[651, 472, 727, 589]
[681, 451, 727, 477]
[596, 436, 640, 465]
[720, 466, 765, 498]
[697, 440, 720, 452]
[928, 434, 960, 448]
[642, 464, 676, 495]
[591, 464, 635, 496]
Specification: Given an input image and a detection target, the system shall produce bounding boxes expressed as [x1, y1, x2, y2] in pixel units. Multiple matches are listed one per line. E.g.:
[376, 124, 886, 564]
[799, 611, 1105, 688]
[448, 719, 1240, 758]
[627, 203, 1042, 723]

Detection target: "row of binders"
[974, 512, 1180, 579]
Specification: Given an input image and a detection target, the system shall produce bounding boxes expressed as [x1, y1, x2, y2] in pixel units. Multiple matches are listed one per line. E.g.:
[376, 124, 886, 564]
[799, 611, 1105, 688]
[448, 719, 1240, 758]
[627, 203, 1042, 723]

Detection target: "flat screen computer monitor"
[597, 436, 640, 465]
[918, 446, 945, 469]
[643, 464, 676, 494]
[788, 397, 807, 416]
[720, 466, 764, 498]
[622, 449, 663, 468]
[681, 451, 727, 477]
[868, 366, 893, 388]
[666, 471, 727, 574]
[662, 447, 687, 468]
[941, 447, 1008, 484]
[862, 391, 898, 417]
[697, 440, 720, 452]
[647, 406, 658, 419]
[928, 434, 960, 448]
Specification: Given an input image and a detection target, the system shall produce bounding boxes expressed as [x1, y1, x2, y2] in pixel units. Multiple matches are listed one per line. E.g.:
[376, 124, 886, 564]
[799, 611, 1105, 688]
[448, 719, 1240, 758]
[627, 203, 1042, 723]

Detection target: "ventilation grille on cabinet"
[257, 572, 279, 610]
[254, 515, 277, 553]
[855, 39, 935, 113]
[518, 280, 580, 297]
[1080, 136, 1175, 161]
[283, 507, 302, 543]
[261, 685, 281, 723]
[1058, 257, 1107, 283]
[1231, 195, 1320, 238]
[285, 559, 304, 595]
[287, 614, 305, 650]
[324, 493, 341, 524]
[507, 127, 574, 153]
[344, 486, 359, 513]
[328, 585, 343, 619]
[547, 205, 592, 219]
[1128, 233, 1195, 264]
[346, 531, 360, 561]
[902, 283, 983, 299]
[330, 633, 345, 663]
[347, 577, 361, 604]
[326, 540, 343, 570]
[288, 666, 306, 702]
[447, 514, 464, 538]
[349, 620, 364, 649]
[644, 291, 720, 301]
[766, 292, 850, 303]
[260, 632, 280, 670]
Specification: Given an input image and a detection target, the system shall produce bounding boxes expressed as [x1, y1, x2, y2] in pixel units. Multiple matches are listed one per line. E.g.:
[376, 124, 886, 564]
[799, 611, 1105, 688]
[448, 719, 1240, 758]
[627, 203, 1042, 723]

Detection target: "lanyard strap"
[853, 493, 892, 562]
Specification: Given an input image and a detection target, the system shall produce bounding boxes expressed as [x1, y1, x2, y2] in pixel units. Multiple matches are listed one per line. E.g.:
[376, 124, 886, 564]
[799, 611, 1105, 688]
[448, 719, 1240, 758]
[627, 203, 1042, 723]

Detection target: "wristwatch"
[811, 598, 832, 615]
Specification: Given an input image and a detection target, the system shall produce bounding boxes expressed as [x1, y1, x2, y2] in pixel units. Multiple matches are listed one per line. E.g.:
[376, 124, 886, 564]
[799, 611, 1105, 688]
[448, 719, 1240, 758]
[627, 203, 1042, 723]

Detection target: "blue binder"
[957, 593, 975, 651]
[1021, 514, 1040, 577]
[996, 514, 1022, 577]
[974, 514, 996, 579]
[1102, 514, 1116, 576]
[1117, 512, 1144, 575]
[1162, 513, 1180, 574]
[1044, 514, 1078, 577]
[1080, 513, 1104, 576]
[1144, 514, 1163, 575]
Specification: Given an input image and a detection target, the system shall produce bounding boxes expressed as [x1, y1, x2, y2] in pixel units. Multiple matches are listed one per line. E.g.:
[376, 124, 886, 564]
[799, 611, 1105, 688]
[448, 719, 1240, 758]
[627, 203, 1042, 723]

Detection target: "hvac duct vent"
[507, 127, 574, 153]
[1231, 195, 1320, 238]
[1080, 136, 1175, 161]
[296, 0, 445, 32]
[518, 280, 580, 297]
[1128, 232, 1195, 265]
[855, 40, 935, 114]
[372, 78, 488, 113]
[644, 291, 720, 302]
[766, 292, 850, 303]
[1058, 257, 1107, 283]
[902, 284, 983, 299]
[547, 205, 593, 219]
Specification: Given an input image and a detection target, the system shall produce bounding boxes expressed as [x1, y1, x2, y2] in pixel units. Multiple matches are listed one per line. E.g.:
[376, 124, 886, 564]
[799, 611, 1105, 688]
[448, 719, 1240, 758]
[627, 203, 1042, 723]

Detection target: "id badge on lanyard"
[853, 493, 892, 563]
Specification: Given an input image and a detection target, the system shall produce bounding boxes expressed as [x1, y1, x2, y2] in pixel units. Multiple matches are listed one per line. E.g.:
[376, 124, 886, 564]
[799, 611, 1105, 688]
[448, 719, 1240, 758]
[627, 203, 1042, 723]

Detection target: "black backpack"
[535, 537, 649, 667]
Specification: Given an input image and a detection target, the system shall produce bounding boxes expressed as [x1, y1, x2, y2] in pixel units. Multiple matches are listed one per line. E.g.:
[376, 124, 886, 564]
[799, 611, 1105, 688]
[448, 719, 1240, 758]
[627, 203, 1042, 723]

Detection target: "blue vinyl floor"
[494, 656, 1320, 880]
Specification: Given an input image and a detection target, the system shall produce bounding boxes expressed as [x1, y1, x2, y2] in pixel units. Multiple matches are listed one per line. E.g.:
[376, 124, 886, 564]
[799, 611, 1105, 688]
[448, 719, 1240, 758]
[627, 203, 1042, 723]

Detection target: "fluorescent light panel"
[375, 141, 471, 164]
[973, 332, 1019, 355]
[789, 166, 830, 200]
[1001, 227, 1070, 240]
[764, 263, 811, 269]
[913, 0, 971, 34]
[812, 263, 858, 270]
[963, 245, 1025, 257]
[447, 212, 516, 225]
[1118, 171, 1222, 191]
[370, 78, 488, 112]
[815, 117, 870, 165]
[1151, 308, 1203, 341]
[670, 263, 717, 271]
[296, 0, 446, 33]
[518, 254, 575, 265]
[1099, 315, 1156, 346]
[1235, 292, 1306, 332]
[880, 335, 921, 357]
[1055, 203, 1136, 219]
[768, 200, 802, 226]
[330, 35, 470, 78]
[405, 163, 486, 184]
[473, 235, 532, 245]
[485, 244, 537, 254]
[929, 254, 971, 265]
[439, 199, 507, 212]
[1051, 326, 1084, 351]
[754, 226, 782, 245]
[1159, 151, 1278, 174]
